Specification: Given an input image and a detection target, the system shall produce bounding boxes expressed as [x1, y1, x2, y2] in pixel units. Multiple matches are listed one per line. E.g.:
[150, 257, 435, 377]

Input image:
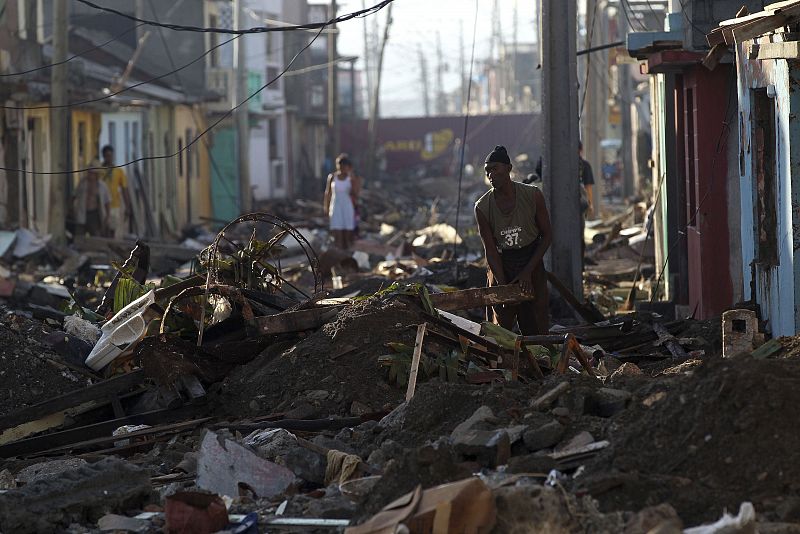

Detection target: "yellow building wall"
[22, 108, 50, 233]
[173, 105, 211, 228]
[70, 109, 102, 185]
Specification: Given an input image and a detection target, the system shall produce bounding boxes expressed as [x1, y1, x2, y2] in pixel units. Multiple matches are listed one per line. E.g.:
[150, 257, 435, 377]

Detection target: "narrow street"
[0, 0, 798, 533]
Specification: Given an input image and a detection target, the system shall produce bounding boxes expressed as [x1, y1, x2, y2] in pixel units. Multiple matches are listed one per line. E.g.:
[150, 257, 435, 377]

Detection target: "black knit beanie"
[485, 145, 511, 165]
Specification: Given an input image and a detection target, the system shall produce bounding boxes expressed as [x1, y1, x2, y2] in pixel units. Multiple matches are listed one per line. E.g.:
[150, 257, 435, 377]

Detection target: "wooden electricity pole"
[49, 0, 69, 241]
[234, 0, 251, 213]
[541, 0, 581, 296]
[328, 0, 339, 156]
[366, 3, 393, 179]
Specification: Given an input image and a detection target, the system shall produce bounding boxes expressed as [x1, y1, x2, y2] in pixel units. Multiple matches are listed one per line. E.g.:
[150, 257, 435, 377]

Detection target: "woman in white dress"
[323, 154, 362, 249]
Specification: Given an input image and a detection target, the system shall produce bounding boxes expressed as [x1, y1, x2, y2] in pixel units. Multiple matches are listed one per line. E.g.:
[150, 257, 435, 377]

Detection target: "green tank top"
[475, 181, 540, 251]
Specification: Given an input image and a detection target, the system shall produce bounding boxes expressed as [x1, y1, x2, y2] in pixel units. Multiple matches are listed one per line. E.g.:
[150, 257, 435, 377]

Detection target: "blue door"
[210, 127, 240, 222]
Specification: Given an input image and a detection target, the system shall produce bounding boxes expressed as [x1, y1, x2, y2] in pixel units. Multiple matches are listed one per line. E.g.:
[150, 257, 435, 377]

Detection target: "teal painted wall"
[210, 127, 240, 223]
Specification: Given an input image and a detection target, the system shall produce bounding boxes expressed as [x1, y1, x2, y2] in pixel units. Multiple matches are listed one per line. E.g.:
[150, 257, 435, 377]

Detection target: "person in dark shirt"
[579, 141, 595, 215]
[475, 146, 553, 335]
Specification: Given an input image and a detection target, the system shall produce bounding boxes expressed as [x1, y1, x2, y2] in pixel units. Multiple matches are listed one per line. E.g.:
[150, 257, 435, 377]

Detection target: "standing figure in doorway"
[73, 162, 111, 237]
[100, 145, 133, 239]
[323, 153, 362, 250]
[475, 146, 553, 335]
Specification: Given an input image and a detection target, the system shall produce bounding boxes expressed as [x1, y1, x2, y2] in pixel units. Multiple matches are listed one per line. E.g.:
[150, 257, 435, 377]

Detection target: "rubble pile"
[0, 206, 797, 533]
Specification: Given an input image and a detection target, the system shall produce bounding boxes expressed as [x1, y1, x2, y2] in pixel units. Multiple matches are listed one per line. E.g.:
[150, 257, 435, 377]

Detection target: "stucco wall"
[736, 44, 797, 336]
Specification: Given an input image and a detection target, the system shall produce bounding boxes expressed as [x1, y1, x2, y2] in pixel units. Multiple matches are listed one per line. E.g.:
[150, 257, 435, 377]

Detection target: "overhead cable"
[74, 0, 394, 35]
[0, 23, 143, 77]
[0, 33, 240, 110]
[0, 24, 331, 175]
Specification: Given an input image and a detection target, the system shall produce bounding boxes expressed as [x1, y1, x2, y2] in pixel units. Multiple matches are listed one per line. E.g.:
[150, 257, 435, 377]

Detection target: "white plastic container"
[85, 290, 156, 371]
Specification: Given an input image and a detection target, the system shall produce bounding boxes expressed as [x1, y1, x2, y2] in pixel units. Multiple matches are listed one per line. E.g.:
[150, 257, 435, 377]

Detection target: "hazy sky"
[335, 0, 539, 116]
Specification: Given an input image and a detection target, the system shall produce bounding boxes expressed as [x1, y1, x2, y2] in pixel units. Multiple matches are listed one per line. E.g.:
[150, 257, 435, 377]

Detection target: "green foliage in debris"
[481, 321, 555, 362]
[113, 278, 147, 314]
[356, 282, 439, 318]
[62, 298, 104, 323]
[379, 342, 460, 387]
[199, 230, 290, 292]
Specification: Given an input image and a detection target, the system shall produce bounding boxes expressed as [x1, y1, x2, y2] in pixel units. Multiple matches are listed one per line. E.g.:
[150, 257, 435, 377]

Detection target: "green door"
[210, 127, 240, 222]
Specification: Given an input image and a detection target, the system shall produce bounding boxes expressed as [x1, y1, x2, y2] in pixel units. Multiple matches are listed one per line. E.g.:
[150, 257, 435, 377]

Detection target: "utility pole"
[435, 31, 445, 114]
[512, 0, 518, 111]
[49, 0, 69, 241]
[366, 3, 393, 179]
[459, 20, 466, 113]
[234, 0, 251, 213]
[542, 0, 581, 296]
[362, 0, 373, 120]
[328, 0, 339, 156]
[582, 0, 604, 217]
[418, 44, 430, 116]
[617, 7, 635, 199]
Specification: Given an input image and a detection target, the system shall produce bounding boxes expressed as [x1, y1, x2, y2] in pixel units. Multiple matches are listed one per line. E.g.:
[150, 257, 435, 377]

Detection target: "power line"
[0, 33, 240, 110]
[0, 22, 331, 175]
[0, 23, 143, 77]
[145, 0, 240, 211]
[75, 0, 393, 35]
[453, 0, 480, 274]
[619, 0, 648, 32]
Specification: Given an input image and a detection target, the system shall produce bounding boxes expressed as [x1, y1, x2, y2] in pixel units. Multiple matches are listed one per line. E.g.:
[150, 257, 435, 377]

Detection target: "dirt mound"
[217, 296, 429, 417]
[590, 355, 800, 524]
[0, 320, 86, 416]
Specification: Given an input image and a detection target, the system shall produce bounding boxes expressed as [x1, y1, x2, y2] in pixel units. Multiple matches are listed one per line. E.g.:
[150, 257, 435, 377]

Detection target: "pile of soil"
[0, 321, 85, 416]
[217, 295, 429, 417]
[591, 355, 800, 524]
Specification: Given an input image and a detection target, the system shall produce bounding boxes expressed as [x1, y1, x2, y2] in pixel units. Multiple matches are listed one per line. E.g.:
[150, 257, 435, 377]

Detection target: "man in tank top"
[475, 146, 553, 335]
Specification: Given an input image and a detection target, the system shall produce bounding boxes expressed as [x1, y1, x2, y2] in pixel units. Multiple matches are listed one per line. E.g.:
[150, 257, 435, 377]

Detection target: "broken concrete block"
[452, 429, 511, 467]
[506, 453, 557, 474]
[244, 428, 326, 485]
[16, 458, 89, 485]
[556, 431, 595, 453]
[0, 457, 152, 534]
[450, 406, 497, 439]
[586, 387, 632, 417]
[0, 469, 15, 490]
[523, 420, 566, 452]
[197, 430, 297, 499]
[305, 390, 330, 401]
[98, 513, 150, 532]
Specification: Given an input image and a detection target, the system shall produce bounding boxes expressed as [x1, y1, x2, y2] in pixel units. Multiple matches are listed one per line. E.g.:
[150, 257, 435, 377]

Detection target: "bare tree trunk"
[366, 4, 393, 181]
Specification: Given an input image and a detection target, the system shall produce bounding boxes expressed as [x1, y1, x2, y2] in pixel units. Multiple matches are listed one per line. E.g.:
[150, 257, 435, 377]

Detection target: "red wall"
[681, 65, 734, 318]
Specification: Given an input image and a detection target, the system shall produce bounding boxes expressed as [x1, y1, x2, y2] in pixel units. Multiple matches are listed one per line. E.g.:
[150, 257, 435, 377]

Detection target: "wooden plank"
[251, 305, 344, 334]
[752, 338, 783, 359]
[755, 40, 800, 58]
[428, 284, 534, 311]
[251, 285, 535, 335]
[0, 369, 146, 431]
[729, 13, 787, 44]
[405, 323, 427, 401]
[706, 27, 726, 47]
[702, 43, 729, 71]
[653, 322, 689, 359]
[0, 409, 210, 458]
[546, 271, 605, 323]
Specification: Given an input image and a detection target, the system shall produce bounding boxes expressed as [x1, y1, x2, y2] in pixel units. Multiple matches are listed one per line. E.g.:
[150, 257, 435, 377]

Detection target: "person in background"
[100, 145, 133, 239]
[579, 141, 595, 216]
[73, 162, 111, 237]
[578, 141, 595, 265]
[475, 146, 552, 335]
[323, 154, 362, 250]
